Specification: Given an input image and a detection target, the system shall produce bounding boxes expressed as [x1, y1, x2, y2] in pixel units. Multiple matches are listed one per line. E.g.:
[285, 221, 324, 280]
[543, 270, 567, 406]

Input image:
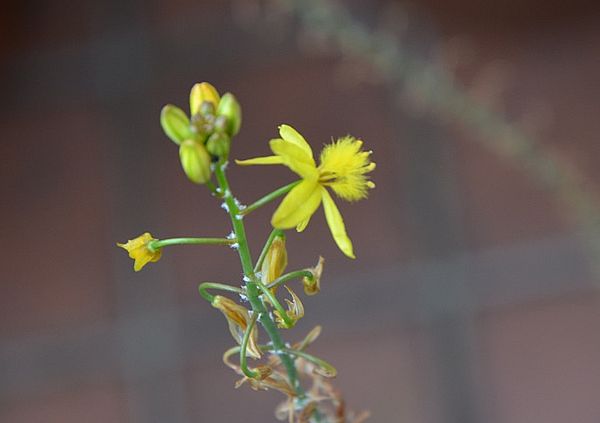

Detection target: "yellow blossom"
[117, 232, 162, 272]
[236, 125, 375, 258]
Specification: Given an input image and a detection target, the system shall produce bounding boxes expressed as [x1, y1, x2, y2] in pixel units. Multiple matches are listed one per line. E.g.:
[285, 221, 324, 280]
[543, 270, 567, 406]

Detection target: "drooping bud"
[216, 92, 242, 136]
[261, 233, 288, 286]
[179, 139, 212, 184]
[190, 82, 220, 115]
[160, 105, 193, 145]
[303, 256, 324, 296]
[206, 132, 231, 158]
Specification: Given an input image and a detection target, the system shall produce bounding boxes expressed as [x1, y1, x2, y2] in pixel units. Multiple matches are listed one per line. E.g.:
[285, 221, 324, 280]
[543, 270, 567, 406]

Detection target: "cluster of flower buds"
[160, 82, 242, 184]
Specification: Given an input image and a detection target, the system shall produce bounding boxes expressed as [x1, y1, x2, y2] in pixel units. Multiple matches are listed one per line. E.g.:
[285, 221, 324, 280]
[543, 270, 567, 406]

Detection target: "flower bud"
[206, 132, 231, 158]
[190, 82, 220, 115]
[261, 233, 288, 286]
[160, 105, 193, 145]
[179, 140, 211, 184]
[216, 92, 242, 136]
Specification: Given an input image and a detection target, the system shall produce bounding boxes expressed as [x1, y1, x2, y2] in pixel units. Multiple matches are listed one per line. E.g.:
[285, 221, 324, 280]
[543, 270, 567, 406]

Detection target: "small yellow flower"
[236, 125, 375, 258]
[117, 232, 162, 272]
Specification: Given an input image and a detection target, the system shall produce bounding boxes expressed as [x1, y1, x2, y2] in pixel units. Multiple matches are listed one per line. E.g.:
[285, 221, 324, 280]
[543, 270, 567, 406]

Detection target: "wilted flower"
[303, 256, 324, 296]
[212, 295, 262, 358]
[274, 286, 304, 329]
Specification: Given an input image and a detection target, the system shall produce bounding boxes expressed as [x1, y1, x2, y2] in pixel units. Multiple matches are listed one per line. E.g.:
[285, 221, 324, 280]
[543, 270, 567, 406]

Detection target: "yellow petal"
[133, 253, 153, 272]
[321, 188, 355, 258]
[279, 124, 313, 158]
[235, 156, 283, 166]
[272, 180, 322, 229]
[295, 215, 311, 232]
[270, 139, 318, 180]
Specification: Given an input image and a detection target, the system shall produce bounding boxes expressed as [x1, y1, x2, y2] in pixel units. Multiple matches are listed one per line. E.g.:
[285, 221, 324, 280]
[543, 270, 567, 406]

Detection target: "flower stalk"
[214, 160, 303, 393]
[198, 282, 244, 303]
[149, 237, 236, 250]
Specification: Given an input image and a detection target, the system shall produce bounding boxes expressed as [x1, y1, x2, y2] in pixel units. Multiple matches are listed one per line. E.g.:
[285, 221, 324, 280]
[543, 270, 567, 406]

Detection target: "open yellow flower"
[117, 232, 162, 271]
[236, 125, 375, 258]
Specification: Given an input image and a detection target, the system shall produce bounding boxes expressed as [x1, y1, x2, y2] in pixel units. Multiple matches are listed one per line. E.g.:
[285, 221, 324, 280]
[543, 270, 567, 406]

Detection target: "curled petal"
[321, 188, 355, 258]
[272, 180, 322, 229]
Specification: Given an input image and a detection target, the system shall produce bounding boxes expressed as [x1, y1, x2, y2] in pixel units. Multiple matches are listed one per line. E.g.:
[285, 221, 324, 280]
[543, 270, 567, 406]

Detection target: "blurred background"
[2, 0, 600, 422]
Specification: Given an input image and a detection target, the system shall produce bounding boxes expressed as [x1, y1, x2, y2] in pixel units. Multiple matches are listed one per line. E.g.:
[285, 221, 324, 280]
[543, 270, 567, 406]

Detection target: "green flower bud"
[216, 93, 242, 136]
[179, 140, 211, 184]
[160, 105, 193, 145]
[206, 132, 231, 158]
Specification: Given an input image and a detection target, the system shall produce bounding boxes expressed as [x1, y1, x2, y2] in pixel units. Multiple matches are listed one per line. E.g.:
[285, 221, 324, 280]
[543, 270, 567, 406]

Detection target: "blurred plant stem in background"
[255, 0, 600, 275]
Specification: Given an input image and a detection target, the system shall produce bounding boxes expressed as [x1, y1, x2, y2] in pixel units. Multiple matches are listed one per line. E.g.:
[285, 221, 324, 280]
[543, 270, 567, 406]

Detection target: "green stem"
[214, 161, 254, 273]
[246, 283, 301, 390]
[266, 270, 314, 290]
[240, 312, 259, 378]
[198, 282, 244, 303]
[239, 180, 301, 216]
[205, 180, 221, 197]
[213, 160, 303, 394]
[150, 237, 235, 250]
[254, 228, 285, 273]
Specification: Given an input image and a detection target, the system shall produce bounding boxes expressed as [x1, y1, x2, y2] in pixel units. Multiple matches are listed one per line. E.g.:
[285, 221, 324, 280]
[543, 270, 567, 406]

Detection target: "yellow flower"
[117, 232, 162, 272]
[236, 125, 375, 258]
